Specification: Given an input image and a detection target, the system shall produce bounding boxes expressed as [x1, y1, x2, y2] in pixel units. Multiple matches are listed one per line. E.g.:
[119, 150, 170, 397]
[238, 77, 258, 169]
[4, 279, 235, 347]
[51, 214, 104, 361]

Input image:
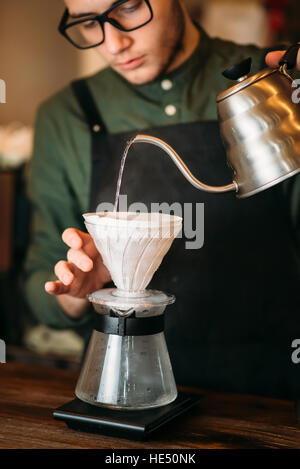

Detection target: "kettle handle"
[279, 43, 300, 70]
[132, 135, 238, 194]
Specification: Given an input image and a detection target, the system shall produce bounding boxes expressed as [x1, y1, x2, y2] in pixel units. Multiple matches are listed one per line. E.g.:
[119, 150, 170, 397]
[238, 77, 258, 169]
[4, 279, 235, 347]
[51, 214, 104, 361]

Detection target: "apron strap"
[71, 78, 112, 209]
[71, 79, 107, 135]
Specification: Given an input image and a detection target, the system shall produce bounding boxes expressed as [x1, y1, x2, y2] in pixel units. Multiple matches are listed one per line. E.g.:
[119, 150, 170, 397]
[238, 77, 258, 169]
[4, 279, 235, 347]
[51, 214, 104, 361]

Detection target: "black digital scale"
[53, 392, 202, 441]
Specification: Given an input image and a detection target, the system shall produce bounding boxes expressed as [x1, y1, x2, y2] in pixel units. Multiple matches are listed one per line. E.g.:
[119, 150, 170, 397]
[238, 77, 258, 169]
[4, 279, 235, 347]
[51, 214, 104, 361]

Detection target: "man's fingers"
[45, 281, 70, 295]
[54, 260, 75, 285]
[62, 228, 91, 250]
[62, 228, 101, 261]
[265, 45, 300, 70]
[67, 248, 94, 272]
[265, 50, 285, 68]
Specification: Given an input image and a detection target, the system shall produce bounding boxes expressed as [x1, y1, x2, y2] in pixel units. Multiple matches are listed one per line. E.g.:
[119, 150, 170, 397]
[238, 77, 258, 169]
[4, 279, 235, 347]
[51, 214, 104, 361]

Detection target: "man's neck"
[165, 12, 201, 75]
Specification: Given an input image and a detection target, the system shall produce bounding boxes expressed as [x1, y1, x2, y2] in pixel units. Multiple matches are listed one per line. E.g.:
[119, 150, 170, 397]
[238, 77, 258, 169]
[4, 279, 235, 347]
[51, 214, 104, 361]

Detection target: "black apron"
[72, 79, 300, 400]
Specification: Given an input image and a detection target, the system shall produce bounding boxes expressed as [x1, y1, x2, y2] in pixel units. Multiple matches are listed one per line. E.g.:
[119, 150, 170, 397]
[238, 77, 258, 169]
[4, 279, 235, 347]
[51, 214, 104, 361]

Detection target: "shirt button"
[93, 124, 101, 132]
[161, 79, 173, 91]
[165, 104, 177, 116]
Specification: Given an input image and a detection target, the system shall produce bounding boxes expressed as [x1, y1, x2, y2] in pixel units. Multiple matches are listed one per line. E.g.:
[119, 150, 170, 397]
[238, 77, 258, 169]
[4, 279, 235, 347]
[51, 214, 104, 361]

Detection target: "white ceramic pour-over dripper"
[83, 212, 182, 294]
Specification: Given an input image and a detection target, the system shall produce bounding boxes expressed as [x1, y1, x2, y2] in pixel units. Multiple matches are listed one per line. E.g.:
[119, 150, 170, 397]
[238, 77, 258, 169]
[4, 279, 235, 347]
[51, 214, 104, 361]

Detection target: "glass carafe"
[75, 289, 178, 410]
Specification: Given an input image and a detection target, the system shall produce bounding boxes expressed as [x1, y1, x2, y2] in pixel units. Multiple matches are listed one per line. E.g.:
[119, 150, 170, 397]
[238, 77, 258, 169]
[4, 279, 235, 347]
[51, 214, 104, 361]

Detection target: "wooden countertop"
[0, 362, 299, 449]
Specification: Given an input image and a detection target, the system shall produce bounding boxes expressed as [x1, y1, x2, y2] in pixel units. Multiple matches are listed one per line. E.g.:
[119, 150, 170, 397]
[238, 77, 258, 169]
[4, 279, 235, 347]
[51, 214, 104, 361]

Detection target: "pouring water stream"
[113, 138, 135, 212]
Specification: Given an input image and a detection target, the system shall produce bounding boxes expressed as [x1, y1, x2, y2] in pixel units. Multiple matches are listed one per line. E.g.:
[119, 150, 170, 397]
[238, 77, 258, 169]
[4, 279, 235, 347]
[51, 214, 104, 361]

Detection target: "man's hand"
[45, 228, 111, 318]
[265, 44, 300, 71]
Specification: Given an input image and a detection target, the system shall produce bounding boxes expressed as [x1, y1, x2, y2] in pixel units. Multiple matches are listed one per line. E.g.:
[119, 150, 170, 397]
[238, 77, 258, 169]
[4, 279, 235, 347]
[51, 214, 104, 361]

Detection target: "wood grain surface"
[0, 362, 299, 449]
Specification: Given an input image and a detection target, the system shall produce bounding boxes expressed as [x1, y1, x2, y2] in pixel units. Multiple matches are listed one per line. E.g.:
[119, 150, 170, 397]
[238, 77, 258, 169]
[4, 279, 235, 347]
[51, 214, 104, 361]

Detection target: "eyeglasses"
[58, 0, 153, 50]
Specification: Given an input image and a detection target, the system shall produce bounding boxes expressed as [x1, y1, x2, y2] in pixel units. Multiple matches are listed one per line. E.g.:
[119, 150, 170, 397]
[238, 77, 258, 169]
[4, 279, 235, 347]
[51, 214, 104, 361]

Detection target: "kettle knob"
[222, 57, 252, 81]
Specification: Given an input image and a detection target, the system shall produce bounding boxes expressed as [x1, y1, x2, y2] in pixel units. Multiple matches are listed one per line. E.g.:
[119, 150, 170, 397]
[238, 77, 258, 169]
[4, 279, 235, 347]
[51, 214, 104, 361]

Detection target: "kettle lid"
[216, 57, 277, 103]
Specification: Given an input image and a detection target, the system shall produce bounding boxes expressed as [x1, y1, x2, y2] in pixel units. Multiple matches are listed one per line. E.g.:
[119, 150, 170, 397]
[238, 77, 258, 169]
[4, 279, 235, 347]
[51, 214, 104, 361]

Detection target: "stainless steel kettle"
[132, 44, 300, 198]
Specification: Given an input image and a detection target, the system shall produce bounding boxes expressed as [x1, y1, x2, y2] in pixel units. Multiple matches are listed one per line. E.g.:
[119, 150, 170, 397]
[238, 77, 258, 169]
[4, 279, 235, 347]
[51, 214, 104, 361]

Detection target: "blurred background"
[0, 0, 299, 369]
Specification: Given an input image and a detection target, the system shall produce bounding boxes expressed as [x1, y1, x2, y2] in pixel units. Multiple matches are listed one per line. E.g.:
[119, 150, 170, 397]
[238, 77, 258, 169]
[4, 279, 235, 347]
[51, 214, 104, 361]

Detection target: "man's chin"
[112, 64, 161, 86]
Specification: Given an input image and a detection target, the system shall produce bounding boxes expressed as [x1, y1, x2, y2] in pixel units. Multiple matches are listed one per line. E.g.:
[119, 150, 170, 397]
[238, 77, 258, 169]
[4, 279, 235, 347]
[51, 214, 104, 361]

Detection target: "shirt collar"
[113, 23, 211, 101]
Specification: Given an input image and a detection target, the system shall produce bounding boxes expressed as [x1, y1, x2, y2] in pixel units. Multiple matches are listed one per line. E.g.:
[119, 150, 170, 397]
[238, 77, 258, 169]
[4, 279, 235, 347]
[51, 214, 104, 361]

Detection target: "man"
[24, 0, 300, 397]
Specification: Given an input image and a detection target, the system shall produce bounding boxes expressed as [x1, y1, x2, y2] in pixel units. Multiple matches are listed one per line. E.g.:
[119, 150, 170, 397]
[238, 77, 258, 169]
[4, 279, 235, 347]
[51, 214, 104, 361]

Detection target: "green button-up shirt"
[24, 26, 300, 332]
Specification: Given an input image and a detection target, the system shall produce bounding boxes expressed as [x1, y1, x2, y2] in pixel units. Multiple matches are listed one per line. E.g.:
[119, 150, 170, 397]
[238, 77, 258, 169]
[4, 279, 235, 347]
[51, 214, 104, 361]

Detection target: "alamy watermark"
[292, 79, 300, 104]
[291, 339, 300, 364]
[0, 79, 6, 103]
[96, 195, 204, 249]
[0, 339, 6, 363]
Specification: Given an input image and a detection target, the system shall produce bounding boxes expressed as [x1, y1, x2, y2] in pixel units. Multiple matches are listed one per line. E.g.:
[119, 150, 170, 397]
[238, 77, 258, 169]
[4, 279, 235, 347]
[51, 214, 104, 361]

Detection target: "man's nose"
[103, 22, 132, 55]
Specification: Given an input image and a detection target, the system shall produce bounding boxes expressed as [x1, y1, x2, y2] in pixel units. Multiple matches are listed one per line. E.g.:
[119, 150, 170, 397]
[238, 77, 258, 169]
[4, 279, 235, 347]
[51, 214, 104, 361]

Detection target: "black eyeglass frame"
[58, 0, 154, 50]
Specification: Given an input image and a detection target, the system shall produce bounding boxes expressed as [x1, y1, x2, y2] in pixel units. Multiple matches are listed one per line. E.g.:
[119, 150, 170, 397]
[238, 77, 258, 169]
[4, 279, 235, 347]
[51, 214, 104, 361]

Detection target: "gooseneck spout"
[132, 135, 238, 194]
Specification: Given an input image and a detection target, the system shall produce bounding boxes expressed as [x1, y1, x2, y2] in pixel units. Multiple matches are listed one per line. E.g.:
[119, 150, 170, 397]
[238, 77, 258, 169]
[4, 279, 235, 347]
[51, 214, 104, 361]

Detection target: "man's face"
[64, 0, 184, 84]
